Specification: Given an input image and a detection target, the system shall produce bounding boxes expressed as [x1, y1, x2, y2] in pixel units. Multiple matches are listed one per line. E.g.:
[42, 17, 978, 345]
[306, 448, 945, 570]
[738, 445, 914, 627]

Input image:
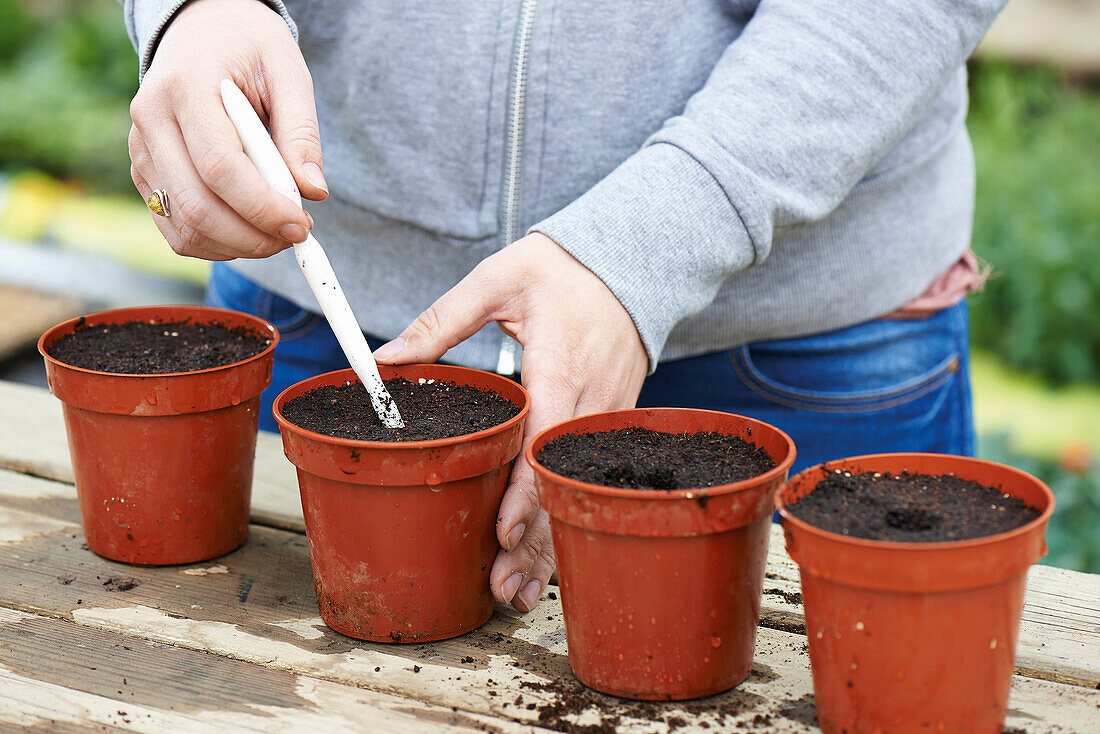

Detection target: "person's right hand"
[128, 0, 327, 261]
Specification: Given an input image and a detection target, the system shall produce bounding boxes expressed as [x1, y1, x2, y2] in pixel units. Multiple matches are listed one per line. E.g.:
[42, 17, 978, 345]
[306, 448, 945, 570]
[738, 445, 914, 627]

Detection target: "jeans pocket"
[204, 264, 321, 340]
[728, 307, 965, 414]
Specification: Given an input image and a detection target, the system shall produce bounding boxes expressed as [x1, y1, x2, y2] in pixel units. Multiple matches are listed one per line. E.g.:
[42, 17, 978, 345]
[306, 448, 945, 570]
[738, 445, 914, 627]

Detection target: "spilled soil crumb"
[516, 675, 778, 732]
[103, 577, 140, 592]
[763, 587, 803, 605]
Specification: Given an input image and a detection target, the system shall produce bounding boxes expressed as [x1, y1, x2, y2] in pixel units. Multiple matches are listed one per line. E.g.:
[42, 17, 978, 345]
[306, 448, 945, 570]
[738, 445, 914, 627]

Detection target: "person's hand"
[373, 232, 649, 612]
[128, 0, 326, 260]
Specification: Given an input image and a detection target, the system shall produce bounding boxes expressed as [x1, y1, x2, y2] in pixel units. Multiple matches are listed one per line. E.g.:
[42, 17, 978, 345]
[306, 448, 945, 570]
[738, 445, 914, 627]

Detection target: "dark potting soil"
[47, 318, 269, 374]
[280, 378, 521, 442]
[536, 427, 776, 490]
[458, 626, 799, 732]
[517, 667, 782, 732]
[787, 469, 1041, 542]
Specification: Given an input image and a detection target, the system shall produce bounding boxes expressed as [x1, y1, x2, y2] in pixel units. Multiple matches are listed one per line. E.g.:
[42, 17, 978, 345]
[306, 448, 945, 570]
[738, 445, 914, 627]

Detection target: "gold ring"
[146, 188, 170, 218]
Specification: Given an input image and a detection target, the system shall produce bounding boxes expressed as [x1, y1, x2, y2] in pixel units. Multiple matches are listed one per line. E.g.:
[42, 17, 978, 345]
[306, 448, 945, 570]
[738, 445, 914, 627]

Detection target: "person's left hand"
[373, 232, 648, 612]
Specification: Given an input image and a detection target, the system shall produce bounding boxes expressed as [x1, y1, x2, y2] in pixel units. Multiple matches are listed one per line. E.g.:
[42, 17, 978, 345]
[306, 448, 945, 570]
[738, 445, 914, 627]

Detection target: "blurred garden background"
[0, 0, 1097, 571]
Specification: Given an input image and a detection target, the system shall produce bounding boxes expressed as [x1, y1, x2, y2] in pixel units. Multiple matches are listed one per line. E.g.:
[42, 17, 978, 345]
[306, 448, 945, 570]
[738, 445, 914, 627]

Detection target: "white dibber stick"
[220, 80, 404, 428]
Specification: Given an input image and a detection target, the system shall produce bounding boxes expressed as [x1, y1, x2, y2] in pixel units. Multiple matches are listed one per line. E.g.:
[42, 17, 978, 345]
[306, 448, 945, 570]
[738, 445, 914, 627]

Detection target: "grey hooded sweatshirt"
[125, 0, 1005, 372]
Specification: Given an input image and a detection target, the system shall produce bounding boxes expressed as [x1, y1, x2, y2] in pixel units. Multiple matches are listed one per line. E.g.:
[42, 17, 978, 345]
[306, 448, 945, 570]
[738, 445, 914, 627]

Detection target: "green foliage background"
[980, 433, 1100, 573]
[967, 61, 1100, 385]
[0, 1, 1097, 572]
[0, 0, 136, 192]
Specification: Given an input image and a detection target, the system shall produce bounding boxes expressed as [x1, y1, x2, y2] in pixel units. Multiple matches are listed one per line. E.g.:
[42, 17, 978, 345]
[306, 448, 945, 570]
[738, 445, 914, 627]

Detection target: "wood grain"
[1, 382, 1096, 694]
[0, 607, 538, 733]
[0, 286, 78, 363]
[0, 472, 1097, 733]
[0, 380, 74, 485]
[1, 378, 1098, 689]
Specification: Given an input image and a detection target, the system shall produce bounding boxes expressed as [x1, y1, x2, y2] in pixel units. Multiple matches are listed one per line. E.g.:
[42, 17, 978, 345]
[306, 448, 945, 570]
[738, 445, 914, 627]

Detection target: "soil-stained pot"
[272, 365, 530, 643]
[527, 408, 796, 700]
[38, 305, 277, 566]
[776, 453, 1055, 734]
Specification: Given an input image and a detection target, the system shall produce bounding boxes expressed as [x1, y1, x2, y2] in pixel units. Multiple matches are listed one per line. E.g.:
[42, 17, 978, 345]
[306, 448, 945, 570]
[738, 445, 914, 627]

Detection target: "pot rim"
[38, 304, 280, 379]
[526, 407, 796, 501]
[272, 365, 532, 450]
[776, 452, 1056, 552]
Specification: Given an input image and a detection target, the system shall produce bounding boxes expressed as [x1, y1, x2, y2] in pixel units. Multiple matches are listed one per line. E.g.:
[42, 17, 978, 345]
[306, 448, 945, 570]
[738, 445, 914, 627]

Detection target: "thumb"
[267, 64, 328, 201]
[374, 265, 512, 364]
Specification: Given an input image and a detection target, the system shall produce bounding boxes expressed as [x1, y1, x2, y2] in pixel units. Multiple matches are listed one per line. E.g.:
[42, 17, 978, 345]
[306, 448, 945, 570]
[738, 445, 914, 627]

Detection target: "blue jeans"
[637, 303, 974, 473]
[206, 262, 974, 471]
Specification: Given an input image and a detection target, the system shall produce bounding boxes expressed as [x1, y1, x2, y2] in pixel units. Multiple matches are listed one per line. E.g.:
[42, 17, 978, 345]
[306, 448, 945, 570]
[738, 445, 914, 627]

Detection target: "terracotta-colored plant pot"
[527, 408, 796, 700]
[777, 453, 1055, 734]
[272, 365, 530, 643]
[38, 305, 277, 566]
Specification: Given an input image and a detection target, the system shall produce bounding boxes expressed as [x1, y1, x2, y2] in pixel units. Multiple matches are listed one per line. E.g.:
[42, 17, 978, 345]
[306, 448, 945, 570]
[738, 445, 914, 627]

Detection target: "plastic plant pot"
[272, 365, 530, 643]
[776, 453, 1055, 734]
[39, 305, 278, 566]
[527, 408, 796, 700]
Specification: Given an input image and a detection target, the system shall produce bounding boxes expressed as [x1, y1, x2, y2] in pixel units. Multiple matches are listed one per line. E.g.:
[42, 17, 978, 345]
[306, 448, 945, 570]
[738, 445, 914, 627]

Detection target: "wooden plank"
[59, 606, 1100, 734]
[0, 607, 536, 733]
[0, 379, 74, 485]
[0, 496, 812, 730]
[0, 286, 79, 363]
[2, 379, 1099, 688]
[248, 431, 305, 532]
[0, 481, 1097, 733]
[1016, 565, 1100, 688]
[5, 456, 1092, 691]
[0, 380, 303, 530]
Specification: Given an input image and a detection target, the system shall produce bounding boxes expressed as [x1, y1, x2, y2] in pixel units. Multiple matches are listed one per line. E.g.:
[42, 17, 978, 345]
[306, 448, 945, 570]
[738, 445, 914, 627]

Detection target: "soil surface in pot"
[537, 427, 776, 490]
[787, 469, 1041, 542]
[47, 319, 270, 374]
[280, 378, 520, 442]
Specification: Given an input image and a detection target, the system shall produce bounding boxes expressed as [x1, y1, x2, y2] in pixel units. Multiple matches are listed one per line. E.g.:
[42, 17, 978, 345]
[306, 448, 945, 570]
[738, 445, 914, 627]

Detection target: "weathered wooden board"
[1016, 564, 1100, 689]
[0, 380, 74, 485]
[2, 378, 1099, 688]
[248, 431, 306, 532]
[0, 286, 78, 363]
[0, 607, 541, 733]
[0, 486, 814, 731]
[0, 379, 303, 531]
[0, 476, 1097, 733]
[2, 434, 1097, 695]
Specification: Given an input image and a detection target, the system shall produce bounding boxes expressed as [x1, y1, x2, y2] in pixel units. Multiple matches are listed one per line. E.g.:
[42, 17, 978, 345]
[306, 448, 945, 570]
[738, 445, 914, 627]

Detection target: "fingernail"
[279, 223, 307, 243]
[373, 337, 406, 362]
[304, 211, 314, 229]
[303, 161, 328, 193]
[518, 580, 542, 610]
[502, 573, 523, 603]
[505, 523, 525, 552]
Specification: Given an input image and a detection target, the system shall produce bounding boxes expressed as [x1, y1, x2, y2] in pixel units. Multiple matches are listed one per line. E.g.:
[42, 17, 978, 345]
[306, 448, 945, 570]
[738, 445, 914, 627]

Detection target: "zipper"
[500, 0, 539, 248]
[496, 0, 539, 375]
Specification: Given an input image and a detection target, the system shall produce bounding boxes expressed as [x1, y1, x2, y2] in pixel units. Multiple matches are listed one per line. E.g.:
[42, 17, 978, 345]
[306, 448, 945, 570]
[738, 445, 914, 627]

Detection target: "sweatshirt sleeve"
[122, 1, 298, 83]
[532, 0, 1005, 369]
